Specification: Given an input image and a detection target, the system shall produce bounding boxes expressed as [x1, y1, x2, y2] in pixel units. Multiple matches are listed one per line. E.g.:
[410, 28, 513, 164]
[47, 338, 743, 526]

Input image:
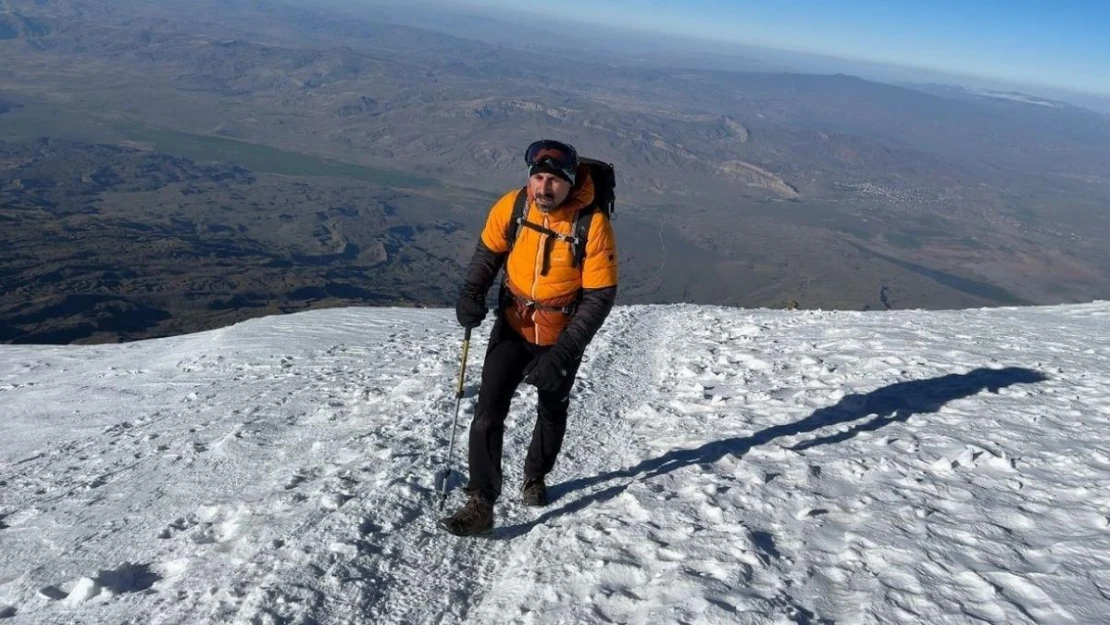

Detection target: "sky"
[455, 0, 1110, 96]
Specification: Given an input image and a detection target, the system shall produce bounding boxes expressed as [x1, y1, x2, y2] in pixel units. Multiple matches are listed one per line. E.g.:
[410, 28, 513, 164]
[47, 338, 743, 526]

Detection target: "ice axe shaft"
[439, 326, 471, 512]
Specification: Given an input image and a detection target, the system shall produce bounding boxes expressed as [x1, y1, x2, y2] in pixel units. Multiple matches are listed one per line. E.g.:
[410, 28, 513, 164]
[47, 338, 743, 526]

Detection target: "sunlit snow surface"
[2, 303, 1109, 624]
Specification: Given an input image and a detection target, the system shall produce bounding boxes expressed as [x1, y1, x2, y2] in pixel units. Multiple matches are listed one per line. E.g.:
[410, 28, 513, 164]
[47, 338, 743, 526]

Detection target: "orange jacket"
[480, 168, 619, 345]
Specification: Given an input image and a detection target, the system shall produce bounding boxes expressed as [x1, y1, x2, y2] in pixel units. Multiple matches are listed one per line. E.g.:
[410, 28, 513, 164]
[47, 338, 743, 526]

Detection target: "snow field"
[1, 303, 1109, 624]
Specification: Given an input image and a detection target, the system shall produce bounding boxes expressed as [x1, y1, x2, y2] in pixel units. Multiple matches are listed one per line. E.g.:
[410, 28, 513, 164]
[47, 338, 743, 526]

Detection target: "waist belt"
[511, 292, 577, 316]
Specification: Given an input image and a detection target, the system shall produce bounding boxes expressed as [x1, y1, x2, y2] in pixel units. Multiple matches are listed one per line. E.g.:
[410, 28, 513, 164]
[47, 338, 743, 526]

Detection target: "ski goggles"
[525, 140, 578, 185]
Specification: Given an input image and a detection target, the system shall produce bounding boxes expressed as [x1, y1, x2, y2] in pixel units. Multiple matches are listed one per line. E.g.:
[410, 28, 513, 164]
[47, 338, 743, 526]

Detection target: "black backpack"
[505, 158, 616, 276]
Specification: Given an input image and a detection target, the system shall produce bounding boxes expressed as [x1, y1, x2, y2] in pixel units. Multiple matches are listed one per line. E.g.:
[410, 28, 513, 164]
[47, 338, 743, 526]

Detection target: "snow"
[2, 302, 1110, 624]
[976, 90, 1065, 108]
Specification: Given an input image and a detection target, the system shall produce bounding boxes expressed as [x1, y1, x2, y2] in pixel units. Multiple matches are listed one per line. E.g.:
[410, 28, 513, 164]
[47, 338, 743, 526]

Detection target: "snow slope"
[1, 303, 1109, 624]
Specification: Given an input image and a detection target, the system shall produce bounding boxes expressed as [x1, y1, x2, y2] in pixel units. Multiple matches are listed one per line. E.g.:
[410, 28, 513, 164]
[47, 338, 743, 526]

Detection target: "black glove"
[523, 351, 568, 392]
[455, 285, 487, 329]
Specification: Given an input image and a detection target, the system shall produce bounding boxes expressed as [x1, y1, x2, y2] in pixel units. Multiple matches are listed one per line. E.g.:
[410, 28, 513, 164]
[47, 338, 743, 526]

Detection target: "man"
[439, 139, 619, 536]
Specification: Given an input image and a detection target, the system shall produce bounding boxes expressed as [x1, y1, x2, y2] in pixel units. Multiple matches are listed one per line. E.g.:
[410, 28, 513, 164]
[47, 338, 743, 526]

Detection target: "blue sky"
[456, 0, 1110, 96]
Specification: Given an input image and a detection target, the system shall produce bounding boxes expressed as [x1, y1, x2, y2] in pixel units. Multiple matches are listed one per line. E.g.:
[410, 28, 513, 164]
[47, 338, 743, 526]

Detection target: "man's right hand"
[455, 286, 487, 329]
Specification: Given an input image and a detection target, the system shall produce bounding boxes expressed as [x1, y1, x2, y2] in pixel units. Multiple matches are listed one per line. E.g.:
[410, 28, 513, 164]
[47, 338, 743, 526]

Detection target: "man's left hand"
[523, 352, 567, 392]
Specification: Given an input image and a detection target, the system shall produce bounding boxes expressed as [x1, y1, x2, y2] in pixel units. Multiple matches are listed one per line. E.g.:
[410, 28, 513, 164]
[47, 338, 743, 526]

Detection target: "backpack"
[505, 158, 616, 276]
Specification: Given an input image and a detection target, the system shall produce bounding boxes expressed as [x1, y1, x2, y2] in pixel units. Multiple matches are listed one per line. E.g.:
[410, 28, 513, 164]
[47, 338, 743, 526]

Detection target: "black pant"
[466, 319, 581, 504]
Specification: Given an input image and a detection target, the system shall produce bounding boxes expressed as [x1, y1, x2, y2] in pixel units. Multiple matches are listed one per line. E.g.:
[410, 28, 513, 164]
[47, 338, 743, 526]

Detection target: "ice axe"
[438, 326, 471, 512]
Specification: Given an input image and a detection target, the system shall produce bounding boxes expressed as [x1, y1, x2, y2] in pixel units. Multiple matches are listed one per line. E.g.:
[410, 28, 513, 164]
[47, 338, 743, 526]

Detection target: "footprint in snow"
[158, 505, 249, 545]
[282, 469, 314, 490]
[320, 492, 353, 511]
[158, 514, 195, 539]
[359, 518, 383, 536]
[39, 562, 162, 605]
[750, 530, 783, 565]
[101, 421, 136, 436]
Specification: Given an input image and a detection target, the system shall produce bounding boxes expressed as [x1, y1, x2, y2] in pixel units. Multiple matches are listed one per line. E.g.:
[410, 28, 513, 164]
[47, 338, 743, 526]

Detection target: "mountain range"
[2, 0, 1109, 342]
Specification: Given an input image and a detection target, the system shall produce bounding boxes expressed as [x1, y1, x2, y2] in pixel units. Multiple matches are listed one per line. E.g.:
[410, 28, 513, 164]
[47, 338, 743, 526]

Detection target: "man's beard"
[535, 193, 557, 211]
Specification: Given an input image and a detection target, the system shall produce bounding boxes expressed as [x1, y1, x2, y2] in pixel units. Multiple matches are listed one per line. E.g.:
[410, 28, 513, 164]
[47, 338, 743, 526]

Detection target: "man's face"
[529, 172, 572, 212]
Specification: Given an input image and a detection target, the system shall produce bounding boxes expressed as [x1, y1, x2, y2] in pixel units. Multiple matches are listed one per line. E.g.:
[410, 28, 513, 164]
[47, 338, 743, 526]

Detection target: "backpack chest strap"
[515, 217, 581, 247]
[506, 188, 596, 276]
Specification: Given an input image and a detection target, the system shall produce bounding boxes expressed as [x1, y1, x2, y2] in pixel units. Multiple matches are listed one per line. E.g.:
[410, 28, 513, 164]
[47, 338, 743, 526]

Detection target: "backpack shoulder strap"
[572, 206, 596, 269]
[505, 186, 528, 252]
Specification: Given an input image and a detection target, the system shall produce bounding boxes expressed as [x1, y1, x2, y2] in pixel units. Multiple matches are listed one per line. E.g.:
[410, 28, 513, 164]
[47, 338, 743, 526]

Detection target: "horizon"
[450, 0, 1110, 99]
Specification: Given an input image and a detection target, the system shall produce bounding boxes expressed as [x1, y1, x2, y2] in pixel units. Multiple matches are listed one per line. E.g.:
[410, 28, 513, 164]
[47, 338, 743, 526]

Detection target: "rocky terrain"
[0, 139, 488, 343]
[2, 0, 1109, 342]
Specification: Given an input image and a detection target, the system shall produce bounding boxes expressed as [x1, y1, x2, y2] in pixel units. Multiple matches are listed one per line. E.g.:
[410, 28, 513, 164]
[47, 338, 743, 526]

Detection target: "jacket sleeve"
[461, 239, 506, 298]
[480, 189, 520, 254]
[582, 212, 618, 289]
[550, 285, 617, 363]
[462, 190, 517, 297]
[549, 211, 619, 361]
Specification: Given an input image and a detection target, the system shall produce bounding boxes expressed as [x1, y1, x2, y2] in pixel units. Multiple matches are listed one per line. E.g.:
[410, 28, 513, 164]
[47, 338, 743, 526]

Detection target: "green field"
[127, 126, 435, 188]
[0, 104, 434, 188]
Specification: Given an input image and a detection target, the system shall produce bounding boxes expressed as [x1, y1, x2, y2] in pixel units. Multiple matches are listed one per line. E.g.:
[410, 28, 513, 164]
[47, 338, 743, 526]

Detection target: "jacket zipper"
[530, 206, 545, 327]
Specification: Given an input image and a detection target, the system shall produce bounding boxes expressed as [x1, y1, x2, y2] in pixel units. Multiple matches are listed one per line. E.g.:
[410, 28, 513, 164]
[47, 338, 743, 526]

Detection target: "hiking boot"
[437, 494, 494, 537]
[521, 476, 548, 507]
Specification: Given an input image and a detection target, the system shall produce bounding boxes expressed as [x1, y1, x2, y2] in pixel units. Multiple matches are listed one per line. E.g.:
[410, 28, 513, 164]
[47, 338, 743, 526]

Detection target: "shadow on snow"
[495, 366, 1046, 539]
